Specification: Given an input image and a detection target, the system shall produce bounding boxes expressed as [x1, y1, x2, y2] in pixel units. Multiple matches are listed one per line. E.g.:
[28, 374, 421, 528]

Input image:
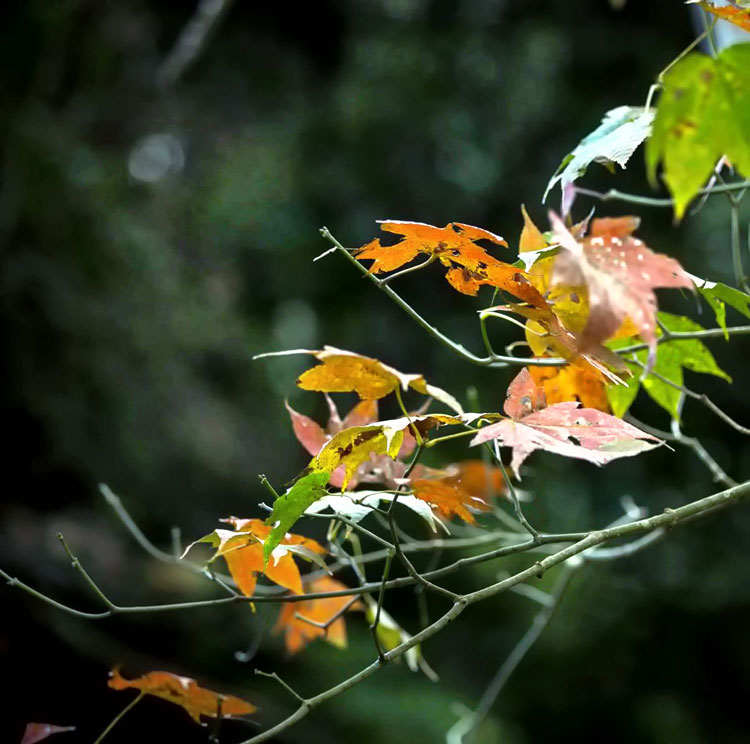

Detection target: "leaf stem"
[93, 692, 144, 744]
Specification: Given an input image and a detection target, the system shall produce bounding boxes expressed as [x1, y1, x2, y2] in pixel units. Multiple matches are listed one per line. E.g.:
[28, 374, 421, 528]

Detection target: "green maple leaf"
[607, 312, 731, 420]
[646, 43, 750, 218]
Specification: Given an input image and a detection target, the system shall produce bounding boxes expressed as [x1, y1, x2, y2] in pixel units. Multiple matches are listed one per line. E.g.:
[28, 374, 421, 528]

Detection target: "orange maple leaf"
[354, 220, 547, 306]
[411, 460, 505, 524]
[188, 518, 326, 597]
[273, 576, 363, 654]
[699, 1, 750, 31]
[528, 360, 610, 412]
[108, 668, 256, 723]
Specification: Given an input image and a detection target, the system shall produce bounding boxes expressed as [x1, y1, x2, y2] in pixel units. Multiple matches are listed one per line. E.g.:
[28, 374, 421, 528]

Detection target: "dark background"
[2, 1, 750, 742]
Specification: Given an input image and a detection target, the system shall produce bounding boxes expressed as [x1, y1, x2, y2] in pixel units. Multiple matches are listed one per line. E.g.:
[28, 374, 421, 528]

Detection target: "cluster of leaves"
[22, 12, 750, 741]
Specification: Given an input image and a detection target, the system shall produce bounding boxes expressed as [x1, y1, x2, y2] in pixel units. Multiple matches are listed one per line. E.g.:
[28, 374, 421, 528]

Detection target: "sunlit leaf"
[263, 346, 462, 413]
[606, 312, 731, 419]
[550, 213, 693, 366]
[697, 1, 750, 31]
[108, 668, 256, 723]
[529, 361, 610, 412]
[472, 369, 662, 478]
[304, 491, 448, 533]
[273, 576, 363, 654]
[354, 220, 547, 306]
[265, 471, 332, 564]
[646, 43, 750, 217]
[544, 105, 654, 208]
[697, 279, 750, 339]
[184, 518, 326, 597]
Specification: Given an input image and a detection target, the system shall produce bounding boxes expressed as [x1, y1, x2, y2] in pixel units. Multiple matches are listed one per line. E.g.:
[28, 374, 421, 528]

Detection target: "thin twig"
[625, 412, 736, 488]
[627, 357, 750, 436]
[93, 692, 145, 744]
[57, 533, 116, 610]
[254, 670, 307, 704]
[464, 564, 577, 744]
[238, 479, 750, 744]
[574, 179, 750, 208]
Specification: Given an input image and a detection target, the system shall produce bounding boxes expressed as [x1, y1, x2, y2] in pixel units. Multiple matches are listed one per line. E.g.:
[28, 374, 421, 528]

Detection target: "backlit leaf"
[529, 361, 610, 412]
[265, 471, 332, 564]
[550, 213, 693, 366]
[698, 2, 750, 31]
[263, 346, 462, 413]
[108, 668, 256, 723]
[544, 105, 654, 208]
[697, 280, 750, 339]
[471, 369, 661, 478]
[304, 491, 448, 533]
[646, 43, 750, 218]
[273, 576, 363, 654]
[606, 312, 731, 419]
[354, 220, 547, 306]
[184, 518, 326, 597]
[411, 461, 505, 524]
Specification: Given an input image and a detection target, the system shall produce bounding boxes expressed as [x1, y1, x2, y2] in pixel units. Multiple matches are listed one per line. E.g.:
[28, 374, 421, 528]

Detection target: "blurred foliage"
[2, 1, 750, 742]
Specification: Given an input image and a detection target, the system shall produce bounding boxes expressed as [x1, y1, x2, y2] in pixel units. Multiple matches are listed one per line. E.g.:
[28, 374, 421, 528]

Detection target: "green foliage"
[699, 281, 750, 338]
[607, 313, 731, 419]
[647, 43, 750, 218]
[264, 471, 331, 564]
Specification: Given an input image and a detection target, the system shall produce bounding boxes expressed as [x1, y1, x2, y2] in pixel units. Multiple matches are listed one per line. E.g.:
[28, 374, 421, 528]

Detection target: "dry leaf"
[108, 668, 256, 723]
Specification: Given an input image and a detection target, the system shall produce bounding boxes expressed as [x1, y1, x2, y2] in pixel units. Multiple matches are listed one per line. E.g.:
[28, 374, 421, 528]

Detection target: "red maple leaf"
[471, 368, 662, 478]
[549, 213, 693, 365]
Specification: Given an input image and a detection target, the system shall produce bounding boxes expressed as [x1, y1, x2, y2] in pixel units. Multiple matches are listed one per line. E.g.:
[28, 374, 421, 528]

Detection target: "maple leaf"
[493, 301, 628, 384]
[471, 368, 662, 478]
[304, 490, 447, 532]
[184, 518, 326, 597]
[354, 220, 547, 306]
[264, 413, 465, 559]
[529, 361, 610, 413]
[20, 725, 75, 744]
[108, 668, 256, 723]
[411, 460, 505, 524]
[544, 105, 654, 213]
[285, 396, 418, 489]
[697, 279, 750, 339]
[259, 346, 463, 413]
[646, 43, 750, 217]
[274, 576, 363, 654]
[696, 2, 750, 32]
[549, 212, 693, 366]
[606, 312, 731, 419]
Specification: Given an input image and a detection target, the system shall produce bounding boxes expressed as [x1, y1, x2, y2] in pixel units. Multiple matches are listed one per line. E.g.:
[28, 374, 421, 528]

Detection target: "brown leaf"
[355, 220, 547, 306]
[273, 576, 363, 654]
[20, 724, 75, 744]
[108, 669, 256, 723]
[471, 369, 662, 478]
